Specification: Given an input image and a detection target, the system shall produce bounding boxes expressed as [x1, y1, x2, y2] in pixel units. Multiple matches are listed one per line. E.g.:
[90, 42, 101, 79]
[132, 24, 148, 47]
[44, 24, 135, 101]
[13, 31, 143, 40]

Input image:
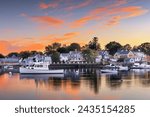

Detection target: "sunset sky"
[0, 0, 150, 55]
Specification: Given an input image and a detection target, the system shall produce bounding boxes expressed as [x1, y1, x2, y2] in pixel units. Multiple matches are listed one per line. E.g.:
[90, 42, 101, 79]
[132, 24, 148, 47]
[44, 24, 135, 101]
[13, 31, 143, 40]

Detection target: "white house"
[95, 50, 110, 63]
[133, 51, 146, 62]
[22, 54, 52, 65]
[69, 51, 84, 62]
[114, 50, 135, 59]
[60, 53, 69, 62]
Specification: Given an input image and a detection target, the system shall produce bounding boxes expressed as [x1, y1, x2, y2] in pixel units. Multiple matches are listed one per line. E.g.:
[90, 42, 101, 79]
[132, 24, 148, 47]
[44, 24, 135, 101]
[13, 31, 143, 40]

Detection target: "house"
[68, 51, 84, 62]
[95, 50, 110, 63]
[124, 58, 135, 64]
[60, 53, 69, 62]
[0, 57, 19, 63]
[114, 50, 135, 59]
[22, 54, 52, 65]
[133, 51, 146, 62]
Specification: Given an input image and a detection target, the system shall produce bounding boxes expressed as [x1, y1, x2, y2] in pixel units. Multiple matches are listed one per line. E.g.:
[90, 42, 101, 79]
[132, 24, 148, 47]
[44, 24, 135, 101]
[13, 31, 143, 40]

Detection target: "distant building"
[69, 51, 84, 62]
[0, 58, 19, 63]
[22, 54, 52, 65]
[58, 51, 85, 63]
[95, 50, 110, 63]
[114, 50, 135, 59]
[133, 51, 146, 62]
[60, 53, 69, 62]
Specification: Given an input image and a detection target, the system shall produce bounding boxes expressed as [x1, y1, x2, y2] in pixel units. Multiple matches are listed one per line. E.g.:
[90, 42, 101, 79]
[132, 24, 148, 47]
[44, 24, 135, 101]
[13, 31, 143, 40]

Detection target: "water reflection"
[0, 69, 150, 99]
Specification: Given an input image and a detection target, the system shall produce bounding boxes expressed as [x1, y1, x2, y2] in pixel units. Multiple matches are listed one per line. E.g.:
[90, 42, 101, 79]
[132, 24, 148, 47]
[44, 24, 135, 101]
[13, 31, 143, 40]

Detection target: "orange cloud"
[39, 2, 58, 9]
[50, 32, 79, 43]
[66, 0, 92, 10]
[70, 0, 148, 28]
[64, 32, 79, 37]
[120, 6, 148, 18]
[31, 16, 64, 27]
[71, 16, 93, 28]
[106, 6, 148, 26]
[0, 40, 45, 55]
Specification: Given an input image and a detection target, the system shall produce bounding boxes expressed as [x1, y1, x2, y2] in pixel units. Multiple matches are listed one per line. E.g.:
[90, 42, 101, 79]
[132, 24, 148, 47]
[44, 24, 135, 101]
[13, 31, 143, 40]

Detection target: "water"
[0, 69, 150, 100]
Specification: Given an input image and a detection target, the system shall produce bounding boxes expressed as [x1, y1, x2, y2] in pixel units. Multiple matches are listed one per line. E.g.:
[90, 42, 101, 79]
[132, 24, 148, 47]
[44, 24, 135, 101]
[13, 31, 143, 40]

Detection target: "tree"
[30, 51, 43, 56]
[45, 45, 53, 55]
[82, 48, 98, 62]
[52, 42, 61, 50]
[137, 42, 150, 55]
[68, 43, 81, 51]
[132, 46, 139, 51]
[88, 37, 101, 50]
[51, 52, 60, 63]
[0, 53, 5, 58]
[123, 44, 132, 51]
[105, 41, 122, 55]
[45, 43, 61, 55]
[57, 47, 69, 53]
[7, 52, 19, 58]
[19, 51, 31, 59]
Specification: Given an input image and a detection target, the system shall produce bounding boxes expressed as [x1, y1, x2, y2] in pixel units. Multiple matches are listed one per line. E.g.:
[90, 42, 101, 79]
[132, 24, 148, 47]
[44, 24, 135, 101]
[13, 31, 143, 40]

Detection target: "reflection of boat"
[19, 62, 64, 74]
[20, 74, 64, 79]
[101, 69, 118, 74]
[119, 66, 128, 71]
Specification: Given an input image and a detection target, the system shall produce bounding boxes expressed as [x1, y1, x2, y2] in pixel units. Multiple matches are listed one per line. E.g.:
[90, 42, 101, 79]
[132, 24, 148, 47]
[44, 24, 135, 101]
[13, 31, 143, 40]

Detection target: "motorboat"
[19, 62, 64, 74]
[118, 66, 129, 71]
[105, 64, 129, 71]
[100, 69, 118, 74]
[132, 63, 150, 69]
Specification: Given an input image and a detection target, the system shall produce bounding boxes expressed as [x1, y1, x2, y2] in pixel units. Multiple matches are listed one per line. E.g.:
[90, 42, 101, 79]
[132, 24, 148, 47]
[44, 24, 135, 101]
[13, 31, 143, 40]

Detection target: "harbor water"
[0, 69, 150, 100]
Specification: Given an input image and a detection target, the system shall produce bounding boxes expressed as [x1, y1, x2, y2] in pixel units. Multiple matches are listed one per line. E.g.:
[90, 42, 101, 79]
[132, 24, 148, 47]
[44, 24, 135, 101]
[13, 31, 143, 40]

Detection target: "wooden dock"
[49, 63, 103, 69]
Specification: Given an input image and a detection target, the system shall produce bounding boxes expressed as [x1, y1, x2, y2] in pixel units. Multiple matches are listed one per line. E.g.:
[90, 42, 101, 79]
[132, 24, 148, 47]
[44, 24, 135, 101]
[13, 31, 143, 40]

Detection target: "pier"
[49, 63, 103, 69]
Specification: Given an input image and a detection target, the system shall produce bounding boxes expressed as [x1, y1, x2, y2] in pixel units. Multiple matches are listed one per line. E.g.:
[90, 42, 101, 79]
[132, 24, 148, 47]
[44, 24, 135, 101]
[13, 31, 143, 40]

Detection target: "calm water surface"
[0, 69, 150, 100]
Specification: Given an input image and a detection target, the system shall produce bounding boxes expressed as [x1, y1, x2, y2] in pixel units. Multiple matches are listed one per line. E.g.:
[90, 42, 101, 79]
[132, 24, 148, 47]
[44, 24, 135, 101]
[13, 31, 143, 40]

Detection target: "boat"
[105, 64, 129, 71]
[132, 63, 150, 69]
[100, 69, 118, 74]
[19, 62, 64, 74]
[118, 66, 129, 71]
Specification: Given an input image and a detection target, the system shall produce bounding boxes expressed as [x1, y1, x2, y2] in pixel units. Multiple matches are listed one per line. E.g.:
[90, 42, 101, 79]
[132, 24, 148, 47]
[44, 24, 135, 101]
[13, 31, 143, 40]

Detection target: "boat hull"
[101, 69, 118, 74]
[19, 67, 64, 74]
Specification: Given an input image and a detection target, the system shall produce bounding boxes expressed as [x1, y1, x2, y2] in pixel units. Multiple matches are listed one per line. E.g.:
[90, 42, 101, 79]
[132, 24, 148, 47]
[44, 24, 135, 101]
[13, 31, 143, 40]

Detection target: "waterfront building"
[114, 50, 135, 59]
[60, 53, 70, 62]
[133, 51, 146, 62]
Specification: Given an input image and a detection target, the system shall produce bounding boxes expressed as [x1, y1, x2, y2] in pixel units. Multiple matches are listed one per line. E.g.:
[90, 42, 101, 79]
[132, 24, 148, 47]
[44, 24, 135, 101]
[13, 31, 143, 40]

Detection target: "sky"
[0, 0, 150, 55]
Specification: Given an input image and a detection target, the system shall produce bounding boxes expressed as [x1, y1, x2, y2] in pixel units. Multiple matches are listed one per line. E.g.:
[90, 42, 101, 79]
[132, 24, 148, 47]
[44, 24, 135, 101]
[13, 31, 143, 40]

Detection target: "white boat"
[105, 64, 129, 71]
[118, 66, 129, 71]
[132, 63, 150, 69]
[100, 69, 118, 74]
[19, 62, 64, 74]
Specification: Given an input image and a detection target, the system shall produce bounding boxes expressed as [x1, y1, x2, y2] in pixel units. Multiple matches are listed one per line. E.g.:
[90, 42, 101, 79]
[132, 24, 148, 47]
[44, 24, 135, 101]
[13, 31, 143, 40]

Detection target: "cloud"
[50, 32, 79, 43]
[70, 0, 148, 28]
[39, 2, 58, 9]
[64, 32, 79, 37]
[0, 40, 44, 55]
[30, 16, 64, 27]
[70, 16, 93, 28]
[65, 0, 92, 10]
[106, 6, 148, 27]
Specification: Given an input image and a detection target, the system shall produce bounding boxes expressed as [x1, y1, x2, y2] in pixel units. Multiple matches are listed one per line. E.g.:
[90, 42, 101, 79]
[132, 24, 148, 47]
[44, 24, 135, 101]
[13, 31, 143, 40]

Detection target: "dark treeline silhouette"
[0, 37, 150, 59]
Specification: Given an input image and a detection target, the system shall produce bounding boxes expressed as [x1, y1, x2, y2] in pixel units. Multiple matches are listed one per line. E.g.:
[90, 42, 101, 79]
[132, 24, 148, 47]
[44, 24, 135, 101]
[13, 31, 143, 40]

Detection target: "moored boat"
[100, 69, 118, 74]
[19, 62, 64, 74]
[132, 63, 150, 69]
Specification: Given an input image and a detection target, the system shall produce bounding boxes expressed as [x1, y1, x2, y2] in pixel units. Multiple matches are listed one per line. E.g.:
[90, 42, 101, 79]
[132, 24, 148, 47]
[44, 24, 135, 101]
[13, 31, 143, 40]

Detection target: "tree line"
[0, 37, 150, 60]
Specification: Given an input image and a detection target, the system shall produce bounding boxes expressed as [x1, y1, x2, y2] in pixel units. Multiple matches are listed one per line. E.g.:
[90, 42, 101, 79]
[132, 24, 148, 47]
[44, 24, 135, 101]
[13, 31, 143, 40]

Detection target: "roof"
[116, 50, 131, 55]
